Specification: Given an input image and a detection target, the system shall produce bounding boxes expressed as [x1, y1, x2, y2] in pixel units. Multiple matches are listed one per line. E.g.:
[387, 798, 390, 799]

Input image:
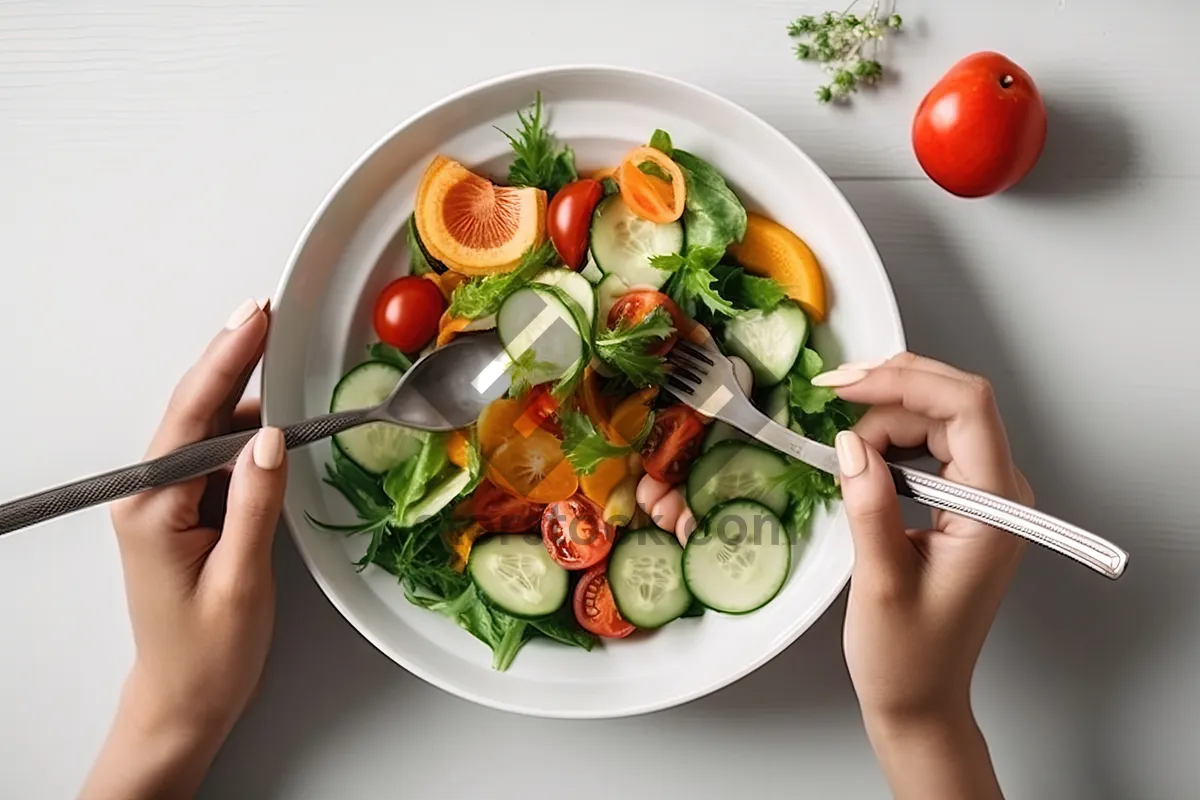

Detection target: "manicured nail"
[812, 368, 868, 387]
[257, 297, 271, 312]
[835, 430, 867, 478]
[840, 359, 885, 371]
[253, 427, 285, 470]
[225, 298, 258, 330]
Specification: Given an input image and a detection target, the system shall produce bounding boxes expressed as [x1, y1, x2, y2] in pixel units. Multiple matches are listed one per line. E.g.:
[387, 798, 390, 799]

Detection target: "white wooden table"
[1, 2, 1196, 798]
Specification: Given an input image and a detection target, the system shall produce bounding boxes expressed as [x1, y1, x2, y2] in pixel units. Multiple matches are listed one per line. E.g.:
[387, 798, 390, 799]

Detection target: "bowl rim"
[263, 63, 906, 718]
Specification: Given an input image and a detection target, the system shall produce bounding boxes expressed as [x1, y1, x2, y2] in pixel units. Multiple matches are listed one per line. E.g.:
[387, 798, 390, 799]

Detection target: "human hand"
[817, 353, 1034, 800]
[81, 299, 286, 800]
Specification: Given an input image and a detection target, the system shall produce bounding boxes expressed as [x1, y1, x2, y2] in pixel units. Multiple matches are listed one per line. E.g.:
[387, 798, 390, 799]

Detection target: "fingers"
[853, 404, 952, 465]
[146, 299, 270, 459]
[819, 360, 1015, 497]
[836, 431, 915, 592]
[209, 428, 288, 574]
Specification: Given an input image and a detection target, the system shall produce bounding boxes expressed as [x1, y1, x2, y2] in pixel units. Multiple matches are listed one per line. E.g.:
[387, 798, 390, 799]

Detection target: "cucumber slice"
[579, 253, 604, 284]
[686, 441, 791, 519]
[534, 268, 596, 328]
[399, 468, 471, 527]
[496, 285, 585, 386]
[590, 195, 682, 290]
[762, 382, 790, 426]
[469, 534, 568, 619]
[702, 421, 750, 452]
[722, 302, 809, 387]
[329, 362, 422, 474]
[608, 529, 693, 628]
[596, 272, 630, 327]
[684, 500, 790, 614]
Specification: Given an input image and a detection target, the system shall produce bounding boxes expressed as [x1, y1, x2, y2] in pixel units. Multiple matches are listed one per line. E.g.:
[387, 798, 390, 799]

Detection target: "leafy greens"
[448, 241, 557, 320]
[594, 306, 675, 387]
[497, 92, 578, 196]
[559, 408, 652, 476]
[652, 247, 737, 320]
[672, 149, 748, 254]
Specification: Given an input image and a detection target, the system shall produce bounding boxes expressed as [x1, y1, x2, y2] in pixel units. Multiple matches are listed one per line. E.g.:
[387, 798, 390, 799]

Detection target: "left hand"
[81, 299, 286, 800]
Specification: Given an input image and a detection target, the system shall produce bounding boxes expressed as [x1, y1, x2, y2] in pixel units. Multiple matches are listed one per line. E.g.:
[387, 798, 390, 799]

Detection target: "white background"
[1, 1, 1197, 798]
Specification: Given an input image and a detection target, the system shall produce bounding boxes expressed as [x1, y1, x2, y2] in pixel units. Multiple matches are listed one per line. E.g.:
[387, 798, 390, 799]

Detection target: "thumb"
[836, 431, 914, 585]
[213, 427, 288, 571]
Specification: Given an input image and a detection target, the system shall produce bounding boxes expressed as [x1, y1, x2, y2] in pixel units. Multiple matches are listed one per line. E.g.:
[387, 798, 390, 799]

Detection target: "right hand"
[815, 353, 1034, 799]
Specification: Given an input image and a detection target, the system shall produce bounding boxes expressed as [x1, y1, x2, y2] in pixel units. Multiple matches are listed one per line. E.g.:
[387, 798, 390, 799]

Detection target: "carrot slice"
[446, 429, 470, 468]
[617, 147, 686, 223]
[443, 523, 486, 573]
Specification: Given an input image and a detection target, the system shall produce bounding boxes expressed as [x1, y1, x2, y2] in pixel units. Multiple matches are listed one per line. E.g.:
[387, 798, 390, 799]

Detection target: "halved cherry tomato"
[542, 494, 616, 570]
[469, 480, 544, 533]
[488, 428, 578, 504]
[640, 404, 705, 484]
[547, 179, 603, 270]
[573, 563, 635, 638]
[617, 147, 686, 224]
[607, 291, 686, 357]
[373, 275, 446, 353]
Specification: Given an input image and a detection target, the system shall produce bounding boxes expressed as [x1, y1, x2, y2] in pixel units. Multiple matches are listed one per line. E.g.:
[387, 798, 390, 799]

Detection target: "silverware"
[0, 332, 512, 537]
[664, 340, 1128, 580]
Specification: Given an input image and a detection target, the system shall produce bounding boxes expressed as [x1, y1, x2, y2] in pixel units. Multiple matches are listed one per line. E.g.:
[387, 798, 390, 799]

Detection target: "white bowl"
[262, 65, 904, 719]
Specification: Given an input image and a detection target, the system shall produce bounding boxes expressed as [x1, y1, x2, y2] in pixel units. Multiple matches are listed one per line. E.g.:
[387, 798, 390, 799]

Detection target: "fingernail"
[257, 297, 271, 312]
[225, 298, 258, 330]
[839, 359, 885, 371]
[253, 427, 285, 470]
[835, 430, 867, 478]
[812, 368, 868, 387]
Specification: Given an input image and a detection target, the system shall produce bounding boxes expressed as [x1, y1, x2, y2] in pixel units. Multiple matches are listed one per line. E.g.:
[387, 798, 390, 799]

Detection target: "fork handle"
[0, 409, 370, 537]
[886, 463, 1128, 579]
[747, 416, 1128, 580]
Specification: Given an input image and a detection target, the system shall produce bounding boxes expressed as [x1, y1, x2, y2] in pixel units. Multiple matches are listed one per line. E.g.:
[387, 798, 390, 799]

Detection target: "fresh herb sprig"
[652, 246, 737, 319]
[447, 241, 557, 320]
[787, 1, 903, 103]
[559, 408, 654, 476]
[497, 92, 578, 195]
[595, 307, 675, 387]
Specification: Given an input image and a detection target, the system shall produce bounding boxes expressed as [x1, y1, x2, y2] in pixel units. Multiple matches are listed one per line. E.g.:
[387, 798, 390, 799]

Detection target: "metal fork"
[664, 341, 1129, 580]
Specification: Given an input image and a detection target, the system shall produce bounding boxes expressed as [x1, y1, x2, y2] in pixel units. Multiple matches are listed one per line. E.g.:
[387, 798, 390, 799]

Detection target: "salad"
[309, 94, 860, 670]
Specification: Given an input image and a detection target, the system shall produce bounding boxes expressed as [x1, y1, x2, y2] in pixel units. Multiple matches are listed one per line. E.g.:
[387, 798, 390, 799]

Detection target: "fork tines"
[664, 342, 713, 397]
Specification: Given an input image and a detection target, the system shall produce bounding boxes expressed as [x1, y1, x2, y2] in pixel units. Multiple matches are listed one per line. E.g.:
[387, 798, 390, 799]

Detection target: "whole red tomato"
[547, 179, 603, 269]
[373, 275, 445, 353]
[912, 52, 1047, 198]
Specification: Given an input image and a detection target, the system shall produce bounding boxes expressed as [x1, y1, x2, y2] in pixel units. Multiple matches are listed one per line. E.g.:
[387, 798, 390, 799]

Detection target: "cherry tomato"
[607, 291, 687, 356]
[541, 494, 616, 570]
[514, 384, 562, 438]
[573, 563, 635, 638]
[373, 275, 446, 353]
[617, 147, 686, 223]
[912, 51, 1046, 198]
[469, 480, 545, 533]
[547, 179, 603, 270]
[640, 404, 705, 484]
